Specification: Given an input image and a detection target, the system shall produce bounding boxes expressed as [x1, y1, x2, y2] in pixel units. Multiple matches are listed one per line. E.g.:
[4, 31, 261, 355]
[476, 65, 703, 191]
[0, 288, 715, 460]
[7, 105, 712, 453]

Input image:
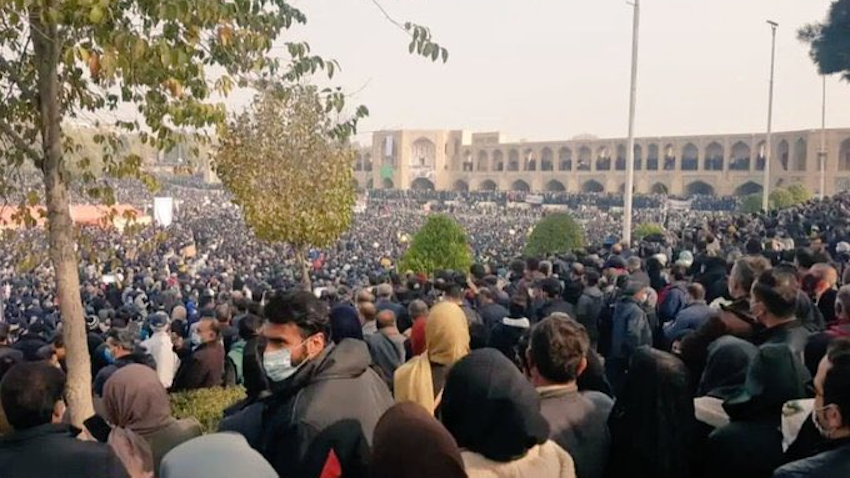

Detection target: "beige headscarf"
[394, 301, 470, 414]
[104, 364, 174, 478]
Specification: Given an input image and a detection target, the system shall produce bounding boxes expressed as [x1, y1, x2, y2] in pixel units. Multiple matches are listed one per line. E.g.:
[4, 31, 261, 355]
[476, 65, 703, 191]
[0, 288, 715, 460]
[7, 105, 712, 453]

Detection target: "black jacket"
[0, 423, 129, 478]
[220, 339, 393, 478]
[93, 351, 157, 396]
[479, 302, 509, 329]
[12, 334, 48, 361]
[776, 438, 850, 478]
[171, 341, 225, 392]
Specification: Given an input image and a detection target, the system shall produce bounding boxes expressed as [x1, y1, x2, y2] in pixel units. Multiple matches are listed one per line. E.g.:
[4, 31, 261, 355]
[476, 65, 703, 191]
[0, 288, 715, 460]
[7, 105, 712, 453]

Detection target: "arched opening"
[477, 150, 489, 172]
[616, 144, 627, 171]
[524, 149, 536, 172]
[410, 178, 435, 191]
[578, 146, 592, 171]
[633, 144, 643, 170]
[541, 148, 554, 171]
[664, 144, 676, 171]
[382, 136, 398, 167]
[545, 180, 566, 192]
[382, 178, 395, 189]
[364, 154, 373, 172]
[734, 181, 763, 196]
[559, 147, 573, 171]
[682, 143, 698, 171]
[778, 140, 790, 171]
[704, 142, 724, 171]
[793, 138, 807, 171]
[582, 180, 604, 193]
[685, 181, 715, 196]
[647, 144, 659, 171]
[508, 149, 520, 171]
[462, 149, 473, 172]
[756, 141, 766, 171]
[453, 180, 469, 192]
[493, 150, 505, 172]
[841, 138, 850, 171]
[596, 146, 611, 171]
[731, 142, 751, 171]
[479, 179, 498, 192]
[511, 180, 531, 192]
[411, 138, 436, 168]
[650, 182, 668, 195]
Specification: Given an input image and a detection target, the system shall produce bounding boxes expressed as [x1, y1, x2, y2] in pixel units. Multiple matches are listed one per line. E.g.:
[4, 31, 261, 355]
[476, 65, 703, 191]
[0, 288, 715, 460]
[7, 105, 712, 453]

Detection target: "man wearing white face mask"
[776, 338, 850, 477]
[221, 290, 392, 478]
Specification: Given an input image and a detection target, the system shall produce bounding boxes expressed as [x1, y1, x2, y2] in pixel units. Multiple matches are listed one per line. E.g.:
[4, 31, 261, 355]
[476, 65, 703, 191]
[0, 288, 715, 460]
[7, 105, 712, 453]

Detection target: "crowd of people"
[0, 177, 849, 477]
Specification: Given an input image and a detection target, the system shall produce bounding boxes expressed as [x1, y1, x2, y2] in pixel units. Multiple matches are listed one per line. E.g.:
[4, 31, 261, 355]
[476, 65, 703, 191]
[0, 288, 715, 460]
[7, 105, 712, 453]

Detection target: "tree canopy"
[633, 223, 665, 241]
[215, 85, 356, 288]
[399, 214, 472, 275]
[524, 213, 585, 257]
[799, 0, 850, 81]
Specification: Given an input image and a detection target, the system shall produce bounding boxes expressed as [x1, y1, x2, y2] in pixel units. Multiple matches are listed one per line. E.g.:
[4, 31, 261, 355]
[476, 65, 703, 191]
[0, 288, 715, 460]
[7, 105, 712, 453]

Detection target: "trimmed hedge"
[170, 386, 246, 433]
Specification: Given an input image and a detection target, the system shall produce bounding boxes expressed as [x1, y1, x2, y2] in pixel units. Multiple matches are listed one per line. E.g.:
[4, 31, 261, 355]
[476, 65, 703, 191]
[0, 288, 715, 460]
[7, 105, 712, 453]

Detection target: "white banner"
[153, 197, 174, 227]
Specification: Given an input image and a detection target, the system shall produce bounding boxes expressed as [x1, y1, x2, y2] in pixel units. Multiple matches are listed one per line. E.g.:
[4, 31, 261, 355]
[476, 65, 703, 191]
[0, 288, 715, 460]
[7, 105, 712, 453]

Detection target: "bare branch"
[368, 0, 408, 34]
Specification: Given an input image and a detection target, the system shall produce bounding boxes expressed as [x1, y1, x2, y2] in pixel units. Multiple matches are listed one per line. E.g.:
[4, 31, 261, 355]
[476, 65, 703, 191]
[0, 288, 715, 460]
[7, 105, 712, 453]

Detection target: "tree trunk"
[32, 7, 95, 427]
[295, 245, 312, 291]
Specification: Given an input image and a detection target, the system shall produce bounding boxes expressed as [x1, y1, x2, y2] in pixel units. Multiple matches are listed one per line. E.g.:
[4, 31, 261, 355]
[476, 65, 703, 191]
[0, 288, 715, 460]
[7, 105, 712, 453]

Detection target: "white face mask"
[263, 340, 308, 383]
[812, 404, 837, 439]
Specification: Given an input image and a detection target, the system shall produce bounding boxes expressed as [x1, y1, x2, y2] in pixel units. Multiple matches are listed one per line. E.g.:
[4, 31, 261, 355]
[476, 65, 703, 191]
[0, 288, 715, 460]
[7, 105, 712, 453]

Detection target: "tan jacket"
[462, 440, 576, 478]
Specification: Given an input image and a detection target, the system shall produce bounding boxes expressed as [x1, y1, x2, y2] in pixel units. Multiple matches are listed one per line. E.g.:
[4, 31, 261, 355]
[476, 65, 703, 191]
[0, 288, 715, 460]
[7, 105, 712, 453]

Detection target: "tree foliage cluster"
[399, 214, 472, 275]
[799, 0, 850, 81]
[633, 223, 665, 241]
[524, 213, 585, 257]
[739, 184, 813, 213]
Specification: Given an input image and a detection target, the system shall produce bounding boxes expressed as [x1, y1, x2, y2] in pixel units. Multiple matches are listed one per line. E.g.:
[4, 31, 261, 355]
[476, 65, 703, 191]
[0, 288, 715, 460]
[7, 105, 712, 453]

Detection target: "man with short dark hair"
[365, 310, 407, 386]
[537, 277, 574, 321]
[776, 339, 850, 476]
[171, 317, 225, 391]
[576, 270, 604, 348]
[446, 284, 482, 326]
[216, 302, 239, 351]
[406, 299, 429, 356]
[750, 268, 811, 362]
[93, 328, 156, 396]
[0, 362, 130, 477]
[525, 316, 613, 478]
[220, 290, 392, 477]
[478, 288, 509, 329]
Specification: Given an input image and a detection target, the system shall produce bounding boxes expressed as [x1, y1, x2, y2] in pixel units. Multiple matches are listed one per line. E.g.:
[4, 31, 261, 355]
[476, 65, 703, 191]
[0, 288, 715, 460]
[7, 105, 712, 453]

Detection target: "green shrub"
[524, 213, 584, 257]
[399, 214, 472, 274]
[740, 194, 764, 213]
[770, 188, 796, 210]
[170, 386, 246, 433]
[633, 223, 665, 241]
[787, 184, 812, 204]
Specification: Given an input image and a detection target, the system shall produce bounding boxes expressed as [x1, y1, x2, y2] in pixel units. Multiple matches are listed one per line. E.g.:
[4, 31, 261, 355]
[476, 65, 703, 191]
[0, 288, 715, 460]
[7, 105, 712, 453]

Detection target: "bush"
[170, 386, 246, 433]
[787, 184, 812, 204]
[524, 213, 584, 257]
[740, 194, 764, 213]
[770, 188, 796, 210]
[634, 223, 665, 241]
[399, 214, 473, 274]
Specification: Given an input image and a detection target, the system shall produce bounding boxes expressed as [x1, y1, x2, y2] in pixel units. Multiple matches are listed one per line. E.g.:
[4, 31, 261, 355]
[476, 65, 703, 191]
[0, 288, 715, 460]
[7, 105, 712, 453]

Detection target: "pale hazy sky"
[286, 0, 850, 144]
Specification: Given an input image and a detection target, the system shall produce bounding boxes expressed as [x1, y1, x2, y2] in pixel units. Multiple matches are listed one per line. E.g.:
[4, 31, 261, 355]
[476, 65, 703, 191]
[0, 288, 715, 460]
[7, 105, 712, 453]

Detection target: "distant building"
[352, 128, 850, 197]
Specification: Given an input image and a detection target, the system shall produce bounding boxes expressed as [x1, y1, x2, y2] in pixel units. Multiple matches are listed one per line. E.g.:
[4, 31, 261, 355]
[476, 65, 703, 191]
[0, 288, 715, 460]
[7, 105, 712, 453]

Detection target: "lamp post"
[762, 20, 778, 211]
[819, 75, 827, 199]
[622, 0, 640, 246]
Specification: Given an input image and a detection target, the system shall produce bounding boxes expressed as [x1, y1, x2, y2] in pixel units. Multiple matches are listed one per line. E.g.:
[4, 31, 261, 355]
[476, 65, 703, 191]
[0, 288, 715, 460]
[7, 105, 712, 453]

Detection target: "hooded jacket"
[220, 339, 393, 478]
[440, 349, 575, 478]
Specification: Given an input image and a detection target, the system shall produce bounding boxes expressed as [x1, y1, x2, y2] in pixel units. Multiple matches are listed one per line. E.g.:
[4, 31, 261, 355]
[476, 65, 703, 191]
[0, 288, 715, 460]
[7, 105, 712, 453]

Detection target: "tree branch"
[368, 0, 408, 34]
[0, 119, 42, 164]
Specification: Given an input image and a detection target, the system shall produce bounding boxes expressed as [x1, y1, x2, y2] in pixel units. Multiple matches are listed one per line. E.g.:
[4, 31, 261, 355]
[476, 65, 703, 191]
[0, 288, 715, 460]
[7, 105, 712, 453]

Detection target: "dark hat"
[723, 343, 809, 420]
[147, 312, 169, 330]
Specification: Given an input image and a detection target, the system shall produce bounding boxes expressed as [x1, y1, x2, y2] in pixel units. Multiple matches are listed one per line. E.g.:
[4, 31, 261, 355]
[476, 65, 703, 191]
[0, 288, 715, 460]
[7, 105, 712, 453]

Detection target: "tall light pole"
[622, 0, 640, 246]
[819, 75, 827, 199]
[762, 20, 778, 212]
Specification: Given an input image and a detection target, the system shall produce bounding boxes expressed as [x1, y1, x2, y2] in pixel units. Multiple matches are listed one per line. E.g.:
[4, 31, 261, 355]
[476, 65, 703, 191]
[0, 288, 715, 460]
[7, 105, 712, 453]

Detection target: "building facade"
[353, 128, 850, 197]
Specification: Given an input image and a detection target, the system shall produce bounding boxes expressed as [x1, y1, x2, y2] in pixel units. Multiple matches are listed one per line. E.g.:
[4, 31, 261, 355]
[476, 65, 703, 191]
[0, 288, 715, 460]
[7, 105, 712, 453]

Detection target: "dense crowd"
[0, 178, 849, 477]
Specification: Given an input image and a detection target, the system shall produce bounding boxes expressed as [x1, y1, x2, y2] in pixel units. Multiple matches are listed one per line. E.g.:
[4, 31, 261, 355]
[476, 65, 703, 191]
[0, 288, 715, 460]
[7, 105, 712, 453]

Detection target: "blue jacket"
[658, 282, 688, 324]
[609, 296, 652, 361]
[663, 301, 713, 342]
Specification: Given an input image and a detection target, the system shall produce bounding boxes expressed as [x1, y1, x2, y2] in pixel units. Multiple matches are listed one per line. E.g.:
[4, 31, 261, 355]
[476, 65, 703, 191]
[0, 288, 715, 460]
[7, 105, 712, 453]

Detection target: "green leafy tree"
[215, 85, 356, 290]
[0, 0, 446, 426]
[787, 184, 812, 204]
[633, 223, 665, 241]
[524, 213, 585, 257]
[740, 194, 764, 213]
[399, 214, 472, 274]
[799, 0, 850, 80]
[770, 188, 797, 210]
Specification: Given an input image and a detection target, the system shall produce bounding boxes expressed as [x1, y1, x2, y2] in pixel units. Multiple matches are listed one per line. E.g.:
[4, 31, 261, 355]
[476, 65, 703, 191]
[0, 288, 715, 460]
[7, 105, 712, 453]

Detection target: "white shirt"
[141, 330, 179, 389]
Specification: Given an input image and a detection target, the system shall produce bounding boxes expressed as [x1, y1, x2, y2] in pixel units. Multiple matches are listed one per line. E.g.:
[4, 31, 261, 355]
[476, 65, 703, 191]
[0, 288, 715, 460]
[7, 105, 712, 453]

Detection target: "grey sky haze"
[289, 0, 850, 144]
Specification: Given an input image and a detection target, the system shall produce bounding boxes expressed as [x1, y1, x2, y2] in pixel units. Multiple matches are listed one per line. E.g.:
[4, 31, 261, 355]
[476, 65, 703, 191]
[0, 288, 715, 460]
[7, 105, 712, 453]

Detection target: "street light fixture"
[763, 20, 778, 212]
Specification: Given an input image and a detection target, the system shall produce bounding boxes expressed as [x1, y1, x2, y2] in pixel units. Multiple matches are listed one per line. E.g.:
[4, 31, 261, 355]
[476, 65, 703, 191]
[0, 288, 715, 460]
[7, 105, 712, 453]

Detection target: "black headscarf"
[439, 348, 549, 462]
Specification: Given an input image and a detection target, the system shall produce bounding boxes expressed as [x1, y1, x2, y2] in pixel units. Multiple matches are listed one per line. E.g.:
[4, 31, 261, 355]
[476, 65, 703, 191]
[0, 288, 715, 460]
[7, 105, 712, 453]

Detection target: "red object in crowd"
[319, 449, 342, 478]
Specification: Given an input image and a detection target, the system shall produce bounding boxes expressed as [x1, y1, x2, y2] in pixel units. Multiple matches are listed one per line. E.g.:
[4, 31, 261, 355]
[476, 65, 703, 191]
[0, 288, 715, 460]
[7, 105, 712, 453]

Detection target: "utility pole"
[762, 20, 778, 211]
[623, 0, 640, 245]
